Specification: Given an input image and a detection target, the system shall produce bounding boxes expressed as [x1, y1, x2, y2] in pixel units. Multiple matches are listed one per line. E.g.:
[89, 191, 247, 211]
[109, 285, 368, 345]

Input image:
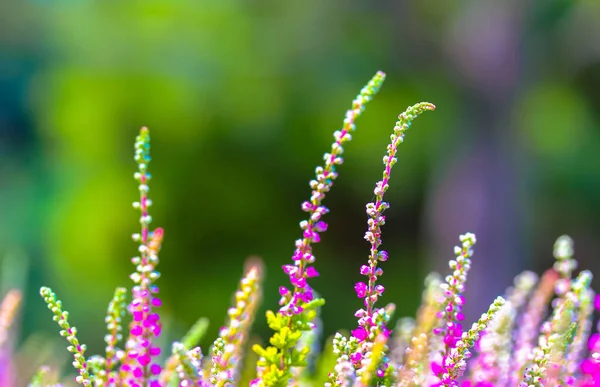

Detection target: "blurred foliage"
[1, 0, 600, 369]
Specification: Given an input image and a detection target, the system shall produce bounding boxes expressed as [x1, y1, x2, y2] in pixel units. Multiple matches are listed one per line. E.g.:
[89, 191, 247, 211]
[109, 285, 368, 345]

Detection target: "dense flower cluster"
[26, 71, 600, 387]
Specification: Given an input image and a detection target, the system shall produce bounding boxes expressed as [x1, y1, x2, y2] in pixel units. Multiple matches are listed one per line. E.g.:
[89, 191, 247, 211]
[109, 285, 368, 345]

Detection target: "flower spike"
[254, 71, 386, 387]
[40, 287, 92, 386]
[121, 127, 164, 386]
[159, 317, 210, 385]
[349, 102, 435, 383]
[509, 268, 558, 386]
[104, 287, 127, 379]
[210, 261, 263, 385]
[279, 71, 387, 316]
[354, 102, 435, 332]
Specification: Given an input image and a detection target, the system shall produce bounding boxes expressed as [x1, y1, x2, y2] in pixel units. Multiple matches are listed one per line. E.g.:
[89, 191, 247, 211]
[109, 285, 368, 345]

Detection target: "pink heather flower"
[589, 333, 600, 351]
[431, 361, 443, 376]
[378, 250, 388, 262]
[301, 201, 313, 212]
[305, 266, 319, 278]
[581, 358, 598, 374]
[352, 327, 368, 342]
[360, 265, 370, 275]
[381, 326, 392, 338]
[355, 282, 368, 298]
[292, 276, 306, 288]
[314, 221, 328, 232]
[350, 352, 363, 364]
[150, 364, 161, 375]
[138, 354, 151, 366]
[151, 297, 162, 307]
[434, 233, 475, 350]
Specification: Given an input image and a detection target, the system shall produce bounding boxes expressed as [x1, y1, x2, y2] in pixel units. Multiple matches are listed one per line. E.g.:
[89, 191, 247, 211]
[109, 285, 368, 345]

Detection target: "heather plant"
[36, 71, 600, 387]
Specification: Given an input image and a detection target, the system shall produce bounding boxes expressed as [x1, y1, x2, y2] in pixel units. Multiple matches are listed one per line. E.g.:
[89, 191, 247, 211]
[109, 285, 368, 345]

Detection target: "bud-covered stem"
[211, 263, 263, 385]
[122, 127, 164, 386]
[279, 71, 387, 316]
[40, 287, 92, 386]
[105, 287, 127, 379]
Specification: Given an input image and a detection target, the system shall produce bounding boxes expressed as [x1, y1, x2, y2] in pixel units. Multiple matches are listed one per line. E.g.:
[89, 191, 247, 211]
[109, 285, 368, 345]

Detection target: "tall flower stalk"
[350, 102, 435, 383]
[509, 268, 559, 386]
[253, 71, 386, 387]
[104, 287, 127, 382]
[278, 71, 387, 317]
[209, 262, 263, 386]
[40, 287, 92, 385]
[119, 128, 164, 387]
[396, 274, 442, 387]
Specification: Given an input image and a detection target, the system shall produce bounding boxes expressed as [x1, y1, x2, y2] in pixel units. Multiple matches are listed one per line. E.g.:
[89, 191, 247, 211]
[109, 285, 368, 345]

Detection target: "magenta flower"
[352, 327, 368, 342]
[354, 282, 368, 298]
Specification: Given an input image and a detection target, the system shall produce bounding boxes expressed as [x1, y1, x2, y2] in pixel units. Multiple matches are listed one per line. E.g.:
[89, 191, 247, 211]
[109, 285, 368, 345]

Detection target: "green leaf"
[289, 347, 309, 367]
[181, 317, 210, 349]
[266, 310, 285, 331]
[252, 344, 268, 358]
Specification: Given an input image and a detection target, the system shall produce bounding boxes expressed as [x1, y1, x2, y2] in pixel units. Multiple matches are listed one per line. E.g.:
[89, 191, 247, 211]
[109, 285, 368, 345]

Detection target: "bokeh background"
[2, 0, 600, 378]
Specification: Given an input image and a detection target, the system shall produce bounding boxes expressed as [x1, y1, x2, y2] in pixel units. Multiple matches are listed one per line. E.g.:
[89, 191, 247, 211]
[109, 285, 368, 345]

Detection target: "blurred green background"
[2, 0, 600, 370]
